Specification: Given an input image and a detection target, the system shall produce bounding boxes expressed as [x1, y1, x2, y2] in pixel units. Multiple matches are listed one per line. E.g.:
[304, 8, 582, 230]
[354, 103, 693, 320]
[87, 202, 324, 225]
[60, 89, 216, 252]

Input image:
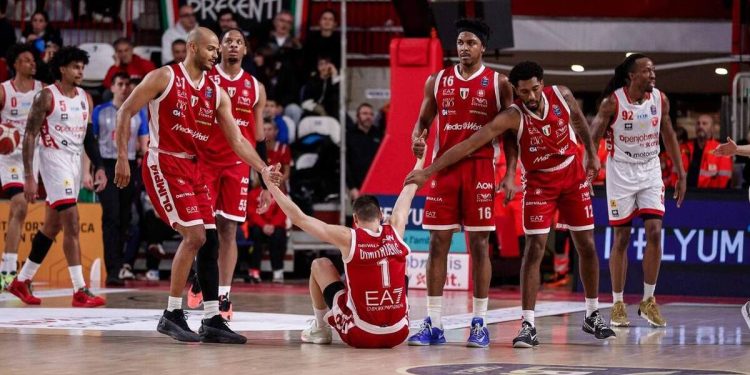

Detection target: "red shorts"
[326, 290, 409, 349]
[423, 158, 496, 232]
[202, 162, 250, 222]
[522, 158, 594, 235]
[142, 151, 215, 229]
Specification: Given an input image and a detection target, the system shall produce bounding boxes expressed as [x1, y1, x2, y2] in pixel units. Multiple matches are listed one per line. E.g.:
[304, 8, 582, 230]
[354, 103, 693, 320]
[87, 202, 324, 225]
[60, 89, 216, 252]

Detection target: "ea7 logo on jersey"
[460, 88, 469, 100]
[475, 182, 493, 190]
[529, 215, 544, 223]
[442, 88, 455, 96]
[542, 125, 551, 136]
[228, 87, 236, 97]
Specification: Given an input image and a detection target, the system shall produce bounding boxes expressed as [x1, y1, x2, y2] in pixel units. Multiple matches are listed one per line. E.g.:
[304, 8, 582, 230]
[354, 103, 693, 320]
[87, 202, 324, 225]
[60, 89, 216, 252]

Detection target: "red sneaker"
[7, 278, 41, 305]
[72, 288, 106, 308]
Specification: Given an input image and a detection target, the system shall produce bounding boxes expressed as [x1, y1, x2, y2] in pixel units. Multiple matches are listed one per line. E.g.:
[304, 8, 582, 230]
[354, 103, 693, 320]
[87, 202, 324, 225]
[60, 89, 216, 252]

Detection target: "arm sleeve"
[84, 123, 104, 170]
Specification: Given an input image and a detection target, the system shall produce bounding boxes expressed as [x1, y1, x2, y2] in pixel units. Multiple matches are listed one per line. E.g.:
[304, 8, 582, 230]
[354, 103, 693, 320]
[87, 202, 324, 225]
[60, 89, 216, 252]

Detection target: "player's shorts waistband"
[537, 155, 575, 173]
[149, 148, 196, 159]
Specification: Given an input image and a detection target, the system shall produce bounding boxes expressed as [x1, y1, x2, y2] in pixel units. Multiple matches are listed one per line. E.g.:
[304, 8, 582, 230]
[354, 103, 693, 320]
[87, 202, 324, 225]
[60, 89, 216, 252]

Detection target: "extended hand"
[411, 129, 427, 159]
[24, 176, 37, 203]
[674, 175, 687, 208]
[257, 189, 272, 214]
[404, 169, 429, 188]
[82, 172, 94, 191]
[261, 164, 283, 187]
[712, 137, 737, 157]
[500, 173, 517, 206]
[114, 158, 131, 189]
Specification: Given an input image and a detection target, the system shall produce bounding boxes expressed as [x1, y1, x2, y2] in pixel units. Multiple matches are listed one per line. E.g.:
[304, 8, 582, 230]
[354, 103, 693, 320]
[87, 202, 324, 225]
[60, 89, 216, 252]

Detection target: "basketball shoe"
[7, 277, 41, 305]
[187, 274, 203, 309]
[466, 317, 490, 348]
[407, 317, 446, 346]
[610, 301, 630, 327]
[301, 319, 332, 344]
[741, 301, 750, 331]
[158, 309, 200, 342]
[72, 288, 106, 307]
[583, 310, 616, 339]
[638, 297, 666, 327]
[512, 321, 539, 348]
[199, 314, 247, 344]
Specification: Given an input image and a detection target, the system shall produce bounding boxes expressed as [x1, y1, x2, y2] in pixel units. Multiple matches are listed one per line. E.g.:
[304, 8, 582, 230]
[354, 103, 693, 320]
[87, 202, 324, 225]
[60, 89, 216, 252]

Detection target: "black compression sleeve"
[84, 123, 104, 170]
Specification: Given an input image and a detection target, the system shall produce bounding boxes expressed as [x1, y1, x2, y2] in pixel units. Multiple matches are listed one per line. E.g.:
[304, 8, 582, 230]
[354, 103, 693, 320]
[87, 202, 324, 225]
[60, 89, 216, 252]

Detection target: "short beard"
[227, 57, 240, 64]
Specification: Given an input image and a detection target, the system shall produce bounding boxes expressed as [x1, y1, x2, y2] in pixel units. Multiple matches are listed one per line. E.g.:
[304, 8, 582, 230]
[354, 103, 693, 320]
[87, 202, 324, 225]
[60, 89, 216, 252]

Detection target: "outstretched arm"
[714, 137, 750, 157]
[388, 157, 424, 238]
[261, 165, 352, 257]
[659, 93, 686, 207]
[217, 89, 271, 173]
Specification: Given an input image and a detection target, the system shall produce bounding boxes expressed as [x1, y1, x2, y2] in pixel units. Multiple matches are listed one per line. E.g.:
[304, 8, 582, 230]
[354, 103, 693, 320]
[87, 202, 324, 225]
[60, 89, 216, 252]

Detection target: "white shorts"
[0, 148, 39, 193]
[39, 149, 81, 209]
[606, 157, 665, 225]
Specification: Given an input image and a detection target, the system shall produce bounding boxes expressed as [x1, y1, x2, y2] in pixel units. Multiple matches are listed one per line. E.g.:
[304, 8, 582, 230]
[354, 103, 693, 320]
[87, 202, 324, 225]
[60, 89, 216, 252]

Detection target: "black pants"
[141, 209, 177, 271]
[97, 159, 136, 276]
[250, 226, 287, 271]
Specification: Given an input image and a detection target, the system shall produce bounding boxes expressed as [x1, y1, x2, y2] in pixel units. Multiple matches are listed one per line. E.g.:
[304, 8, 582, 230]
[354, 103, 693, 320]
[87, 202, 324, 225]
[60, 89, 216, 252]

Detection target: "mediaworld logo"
[444, 122, 481, 131]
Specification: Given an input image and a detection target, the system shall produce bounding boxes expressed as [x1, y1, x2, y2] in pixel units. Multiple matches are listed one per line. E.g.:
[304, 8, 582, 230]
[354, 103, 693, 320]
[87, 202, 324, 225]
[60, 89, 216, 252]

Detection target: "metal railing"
[731, 72, 750, 142]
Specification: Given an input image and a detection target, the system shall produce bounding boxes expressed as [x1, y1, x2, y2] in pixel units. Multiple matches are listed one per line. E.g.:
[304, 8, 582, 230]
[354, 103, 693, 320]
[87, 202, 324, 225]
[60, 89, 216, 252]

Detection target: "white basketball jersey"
[0, 80, 43, 141]
[40, 84, 89, 155]
[607, 87, 662, 164]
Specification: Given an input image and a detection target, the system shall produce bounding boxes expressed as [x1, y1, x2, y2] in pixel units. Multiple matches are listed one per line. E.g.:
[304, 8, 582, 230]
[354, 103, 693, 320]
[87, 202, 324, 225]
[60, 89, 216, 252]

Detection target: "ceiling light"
[715, 67, 728, 75]
[571, 64, 585, 72]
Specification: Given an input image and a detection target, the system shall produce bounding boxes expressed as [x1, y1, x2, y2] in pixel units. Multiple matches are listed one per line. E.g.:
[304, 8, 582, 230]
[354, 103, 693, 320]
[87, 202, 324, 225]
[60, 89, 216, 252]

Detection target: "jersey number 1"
[377, 259, 391, 288]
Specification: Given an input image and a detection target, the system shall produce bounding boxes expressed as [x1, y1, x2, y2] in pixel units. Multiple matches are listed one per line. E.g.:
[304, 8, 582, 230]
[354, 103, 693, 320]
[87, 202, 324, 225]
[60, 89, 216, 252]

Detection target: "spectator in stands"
[303, 9, 341, 77]
[93, 73, 149, 286]
[263, 98, 293, 144]
[163, 39, 186, 66]
[264, 118, 292, 190]
[0, 0, 17, 58]
[33, 38, 61, 84]
[21, 11, 62, 54]
[103, 38, 156, 90]
[217, 9, 238, 34]
[301, 56, 340, 118]
[161, 4, 197, 65]
[247, 185, 288, 284]
[89, 0, 121, 23]
[687, 114, 733, 188]
[346, 103, 382, 200]
[255, 47, 302, 125]
[265, 10, 302, 59]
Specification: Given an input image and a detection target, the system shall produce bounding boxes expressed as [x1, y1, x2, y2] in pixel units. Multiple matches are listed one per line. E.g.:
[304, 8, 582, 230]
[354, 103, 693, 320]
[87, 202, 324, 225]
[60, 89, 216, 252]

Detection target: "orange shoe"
[219, 294, 233, 321]
[7, 278, 41, 305]
[72, 288, 106, 308]
[187, 279, 203, 309]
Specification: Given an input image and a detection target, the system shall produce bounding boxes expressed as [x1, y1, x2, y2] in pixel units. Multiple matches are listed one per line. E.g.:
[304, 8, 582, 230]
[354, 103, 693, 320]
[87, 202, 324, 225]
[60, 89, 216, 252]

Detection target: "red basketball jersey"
[432, 65, 502, 160]
[344, 224, 409, 334]
[513, 85, 579, 173]
[206, 65, 259, 166]
[148, 63, 218, 157]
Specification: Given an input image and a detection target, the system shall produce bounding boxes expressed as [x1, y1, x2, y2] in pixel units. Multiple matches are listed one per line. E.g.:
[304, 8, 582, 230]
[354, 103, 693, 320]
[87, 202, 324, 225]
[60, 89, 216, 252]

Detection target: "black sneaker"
[512, 321, 539, 348]
[157, 309, 200, 342]
[583, 310, 616, 339]
[199, 314, 247, 344]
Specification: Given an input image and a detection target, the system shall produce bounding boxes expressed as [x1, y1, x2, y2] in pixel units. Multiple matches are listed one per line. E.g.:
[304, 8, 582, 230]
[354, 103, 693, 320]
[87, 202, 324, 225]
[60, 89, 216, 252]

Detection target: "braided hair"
[600, 53, 648, 102]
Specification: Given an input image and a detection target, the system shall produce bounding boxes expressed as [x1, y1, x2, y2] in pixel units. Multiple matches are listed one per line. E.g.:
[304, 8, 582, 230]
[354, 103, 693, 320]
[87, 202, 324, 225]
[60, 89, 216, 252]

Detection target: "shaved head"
[186, 27, 220, 71]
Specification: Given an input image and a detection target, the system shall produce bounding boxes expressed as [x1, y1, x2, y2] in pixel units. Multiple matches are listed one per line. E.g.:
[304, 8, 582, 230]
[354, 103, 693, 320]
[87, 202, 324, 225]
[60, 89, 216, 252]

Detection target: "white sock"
[313, 307, 329, 327]
[273, 270, 284, 279]
[522, 310, 535, 327]
[218, 285, 231, 297]
[68, 265, 86, 291]
[203, 300, 220, 319]
[643, 283, 656, 301]
[18, 260, 40, 281]
[472, 297, 488, 325]
[585, 298, 599, 317]
[2, 253, 18, 273]
[427, 296, 443, 328]
[167, 296, 182, 312]
[612, 291, 624, 303]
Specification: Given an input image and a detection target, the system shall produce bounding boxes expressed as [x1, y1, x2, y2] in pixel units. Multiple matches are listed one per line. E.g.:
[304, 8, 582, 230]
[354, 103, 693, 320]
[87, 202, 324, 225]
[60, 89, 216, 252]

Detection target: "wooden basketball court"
[1, 283, 748, 375]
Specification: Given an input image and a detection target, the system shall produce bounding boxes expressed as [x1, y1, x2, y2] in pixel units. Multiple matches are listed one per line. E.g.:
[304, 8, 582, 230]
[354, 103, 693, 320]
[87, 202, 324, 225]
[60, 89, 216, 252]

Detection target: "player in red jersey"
[190, 28, 268, 320]
[407, 18, 513, 348]
[260, 156, 421, 348]
[113, 28, 280, 344]
[407, 61, 616, 348]
[9, 46, 108, 308]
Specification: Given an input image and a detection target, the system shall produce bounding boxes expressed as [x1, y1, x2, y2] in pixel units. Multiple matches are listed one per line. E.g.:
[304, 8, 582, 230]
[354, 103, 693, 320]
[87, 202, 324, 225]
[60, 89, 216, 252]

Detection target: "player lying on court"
[260, 157, 423, 348]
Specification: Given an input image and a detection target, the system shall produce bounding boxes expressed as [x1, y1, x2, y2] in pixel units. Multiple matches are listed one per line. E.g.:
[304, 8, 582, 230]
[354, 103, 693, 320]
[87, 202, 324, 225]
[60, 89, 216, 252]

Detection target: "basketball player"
[406, 61, 616, 347]
[709, 138, 750, 331]
[0, 44, 43, 290]
[8, 46, 107, 307]
[113, 28, 280, 343]
[199, 28, 267, 320]
[407, 18, 513, 348]
[590, 54, 686, 328]
[260, 158, 419, 348]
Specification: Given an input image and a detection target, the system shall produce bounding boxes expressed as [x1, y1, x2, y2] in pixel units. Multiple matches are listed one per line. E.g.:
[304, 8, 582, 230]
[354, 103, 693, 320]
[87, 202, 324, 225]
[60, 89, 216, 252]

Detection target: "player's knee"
[311, 257, 334, 274]
[524, 239, 546, 261]
[183, 229, 207, 250]
[645, 228, 661, 245]
[10, 202, 28, 220]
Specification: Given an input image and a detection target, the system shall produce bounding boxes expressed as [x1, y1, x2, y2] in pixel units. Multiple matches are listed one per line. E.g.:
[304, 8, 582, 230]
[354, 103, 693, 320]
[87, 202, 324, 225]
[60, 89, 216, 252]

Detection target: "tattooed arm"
[22, 88, 52, 202]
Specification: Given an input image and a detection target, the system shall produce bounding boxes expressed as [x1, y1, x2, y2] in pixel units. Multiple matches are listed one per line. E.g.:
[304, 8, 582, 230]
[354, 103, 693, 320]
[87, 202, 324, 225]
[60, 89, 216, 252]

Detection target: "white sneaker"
[301, 320, 332, 344]
[742, 301, 750, 331]
[145, 270, 159, 281]
[272, 270, 284, 284]
[119, 265, 135, 280]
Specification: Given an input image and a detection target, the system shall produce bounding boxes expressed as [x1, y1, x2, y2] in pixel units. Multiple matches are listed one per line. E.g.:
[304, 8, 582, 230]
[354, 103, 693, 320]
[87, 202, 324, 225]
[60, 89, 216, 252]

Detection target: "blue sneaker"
[408, 317, 446, 346]
[466, 317, 490, 348]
